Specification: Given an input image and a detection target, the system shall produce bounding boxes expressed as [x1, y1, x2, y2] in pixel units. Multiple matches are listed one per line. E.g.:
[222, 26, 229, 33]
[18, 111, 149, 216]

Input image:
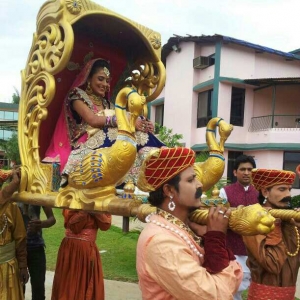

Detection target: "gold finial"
[200, 185, 229, 207]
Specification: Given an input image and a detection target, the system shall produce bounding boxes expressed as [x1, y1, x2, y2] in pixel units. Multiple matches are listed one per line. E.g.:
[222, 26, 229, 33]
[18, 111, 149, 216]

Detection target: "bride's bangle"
[105, 115, 117, 127]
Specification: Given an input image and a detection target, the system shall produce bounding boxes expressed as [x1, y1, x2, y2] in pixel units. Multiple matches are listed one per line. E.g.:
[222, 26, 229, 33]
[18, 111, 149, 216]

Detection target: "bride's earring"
[85, 82, 93, 94]
[263, 197, 267, 204]
[168, 196, 176, 211]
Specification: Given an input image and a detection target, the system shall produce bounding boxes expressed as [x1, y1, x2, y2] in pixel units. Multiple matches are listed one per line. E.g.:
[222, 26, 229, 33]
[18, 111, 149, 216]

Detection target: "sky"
[0, 0, 300, 102]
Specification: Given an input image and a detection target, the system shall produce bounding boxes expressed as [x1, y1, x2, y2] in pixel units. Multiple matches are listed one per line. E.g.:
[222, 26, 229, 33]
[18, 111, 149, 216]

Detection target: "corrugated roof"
[244, 77, 300, 86]
[162, 34, 300, 63]
[0, 102, 19, 111]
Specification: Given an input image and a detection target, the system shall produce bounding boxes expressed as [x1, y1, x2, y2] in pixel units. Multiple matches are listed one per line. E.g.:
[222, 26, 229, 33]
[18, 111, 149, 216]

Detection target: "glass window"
[208, 54, 215, 66]
[283, 151, 300, 189]
[3, 130, 12, 140]
[0, 111, 4, 120]
[155, 104, 164, 127]
[197, 89, 213, 128]
[230, 87, 245, 126]
[13, 112, 19, 120]
[4, 111, 14, 120]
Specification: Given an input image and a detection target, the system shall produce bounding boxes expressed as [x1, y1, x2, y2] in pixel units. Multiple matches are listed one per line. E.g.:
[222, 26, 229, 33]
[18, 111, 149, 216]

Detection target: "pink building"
[150, 34, 300, 192]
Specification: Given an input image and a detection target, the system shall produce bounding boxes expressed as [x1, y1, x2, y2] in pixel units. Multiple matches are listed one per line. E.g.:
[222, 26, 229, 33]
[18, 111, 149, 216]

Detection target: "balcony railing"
[249, 115, 300, 132]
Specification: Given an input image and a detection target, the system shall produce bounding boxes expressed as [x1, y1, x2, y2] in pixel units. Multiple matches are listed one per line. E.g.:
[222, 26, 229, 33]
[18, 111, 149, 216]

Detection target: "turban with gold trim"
[251, 168, 295, 191]
[137, 147, 195, 192]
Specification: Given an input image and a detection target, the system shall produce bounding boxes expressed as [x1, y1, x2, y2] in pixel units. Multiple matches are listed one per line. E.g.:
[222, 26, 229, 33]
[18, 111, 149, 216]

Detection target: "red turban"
[251, 168, 295, 191]
[0, 169, 12, 182]
[137, 147, 195, 192]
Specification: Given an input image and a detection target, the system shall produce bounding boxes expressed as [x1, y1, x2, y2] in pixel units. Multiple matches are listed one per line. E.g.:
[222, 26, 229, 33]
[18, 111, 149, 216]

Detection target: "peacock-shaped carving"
[194, 117, 233, 192]
[55, 87, 145, 210]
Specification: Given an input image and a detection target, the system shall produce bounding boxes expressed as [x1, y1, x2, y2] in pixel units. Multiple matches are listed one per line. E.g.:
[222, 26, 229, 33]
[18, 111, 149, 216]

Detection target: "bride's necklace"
[0, 214, 8, 235]
[89, 94, 104, 107]
[145, 210, 203, 258]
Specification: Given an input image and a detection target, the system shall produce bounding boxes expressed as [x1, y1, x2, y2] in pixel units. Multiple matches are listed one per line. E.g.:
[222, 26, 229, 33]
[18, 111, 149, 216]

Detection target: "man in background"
[219, 155, 258, 300]
[19, 204, 56, 300]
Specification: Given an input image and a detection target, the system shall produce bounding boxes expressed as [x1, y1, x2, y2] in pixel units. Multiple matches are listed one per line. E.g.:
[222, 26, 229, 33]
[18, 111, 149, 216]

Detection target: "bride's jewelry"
[103, 67, 110, 77]
[85, 83, 106, 107]
[89, 94, 104, 107]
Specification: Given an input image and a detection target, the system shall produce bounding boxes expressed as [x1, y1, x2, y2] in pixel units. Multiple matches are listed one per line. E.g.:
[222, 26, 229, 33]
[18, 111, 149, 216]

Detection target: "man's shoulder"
[223, 182, 237, 190]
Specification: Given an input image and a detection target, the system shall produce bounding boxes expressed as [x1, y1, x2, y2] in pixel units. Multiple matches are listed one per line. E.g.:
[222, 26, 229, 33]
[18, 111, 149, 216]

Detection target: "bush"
[154, 123, 183, 147]
[291, 194, 300, 208]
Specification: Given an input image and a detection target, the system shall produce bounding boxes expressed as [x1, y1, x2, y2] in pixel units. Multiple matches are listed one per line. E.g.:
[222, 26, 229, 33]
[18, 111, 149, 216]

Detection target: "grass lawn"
[42, 208, 139, 282]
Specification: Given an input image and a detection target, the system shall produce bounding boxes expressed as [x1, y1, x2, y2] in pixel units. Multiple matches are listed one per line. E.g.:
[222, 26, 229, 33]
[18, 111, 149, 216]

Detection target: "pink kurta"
[136, 215, 242, 300]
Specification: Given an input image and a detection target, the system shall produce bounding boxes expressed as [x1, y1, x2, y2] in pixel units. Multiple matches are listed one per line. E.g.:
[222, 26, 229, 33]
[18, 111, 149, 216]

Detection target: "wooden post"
[122, 216, 130, 233]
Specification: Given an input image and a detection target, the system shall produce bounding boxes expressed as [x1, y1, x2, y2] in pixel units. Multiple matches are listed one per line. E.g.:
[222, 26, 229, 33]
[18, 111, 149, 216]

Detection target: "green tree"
[155, 123, 183, 147]
[12, 88, 20, 104]
[0, 133, 21, 165]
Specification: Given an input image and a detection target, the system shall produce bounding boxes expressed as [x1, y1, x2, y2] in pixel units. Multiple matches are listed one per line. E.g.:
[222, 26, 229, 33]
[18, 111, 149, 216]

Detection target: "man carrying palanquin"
[0, 168, 29, 300]
[243, 168, 299, 300]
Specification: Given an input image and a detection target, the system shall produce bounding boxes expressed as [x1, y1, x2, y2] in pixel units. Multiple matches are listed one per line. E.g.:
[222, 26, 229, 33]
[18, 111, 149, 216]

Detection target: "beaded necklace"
[0, 214, 8, 235]
[146, 209, 203, 258]
[284, 226, 300, 257]
[89, 94, 104, 107]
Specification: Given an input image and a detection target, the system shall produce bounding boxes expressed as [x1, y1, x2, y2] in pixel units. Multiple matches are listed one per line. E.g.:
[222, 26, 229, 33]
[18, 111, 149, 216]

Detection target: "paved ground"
[25, 271, 142, 300]
[25, 216, 143, 300]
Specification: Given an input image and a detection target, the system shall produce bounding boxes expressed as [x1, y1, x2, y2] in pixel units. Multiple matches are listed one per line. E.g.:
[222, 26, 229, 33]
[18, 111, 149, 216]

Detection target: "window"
[227, 151, 243, 183]
[208, 53, 215, 66]
[230, 87, 245, 126]
[155, 104, 164, 127]
[197, 89, 213, 128]
[283, 152, 300, 188]
[4, 111, 14, 120]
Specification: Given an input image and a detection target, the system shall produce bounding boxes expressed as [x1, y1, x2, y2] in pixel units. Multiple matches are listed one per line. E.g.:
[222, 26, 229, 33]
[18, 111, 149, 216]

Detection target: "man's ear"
[162, 184, 174, 198]
[233, 170, 237, 177]
[261, 187, 269, 198]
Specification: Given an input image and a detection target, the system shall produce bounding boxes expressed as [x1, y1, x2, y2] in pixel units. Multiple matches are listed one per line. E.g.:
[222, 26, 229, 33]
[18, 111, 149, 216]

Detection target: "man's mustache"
[280, 196, 292, 209]
[280, 196, 292, 203]
[195, 187, 202, 199]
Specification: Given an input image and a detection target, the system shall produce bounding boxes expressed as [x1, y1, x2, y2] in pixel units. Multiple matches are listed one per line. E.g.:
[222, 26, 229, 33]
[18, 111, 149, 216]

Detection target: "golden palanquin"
[12, 0, 283, 236]
[15, 0, 165, 210]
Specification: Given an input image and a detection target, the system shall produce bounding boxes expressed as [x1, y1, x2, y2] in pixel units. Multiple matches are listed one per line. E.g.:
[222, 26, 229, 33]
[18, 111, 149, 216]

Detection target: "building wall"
[220, 44, 255, 78]
[158, 41, 300, 192]
[246, 129, 300, 144]
[163, 42, 196, 146]
[253, 85, 300, 116]
[220, 43, 300, 79]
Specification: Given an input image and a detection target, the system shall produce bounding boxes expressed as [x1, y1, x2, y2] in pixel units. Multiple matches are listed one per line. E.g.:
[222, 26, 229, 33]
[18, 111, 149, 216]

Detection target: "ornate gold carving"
[19, 72, 56, 194]
[200, 186, 230, 207]
[129, 60, 166, 102]
[26, 23, 73, 78]
[18, 0, 165, 208]
[189, 204, 276, 236]
[150, 33, 161, 50]
[194, 117, 233, 192]
[66, 0, 82, 14]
